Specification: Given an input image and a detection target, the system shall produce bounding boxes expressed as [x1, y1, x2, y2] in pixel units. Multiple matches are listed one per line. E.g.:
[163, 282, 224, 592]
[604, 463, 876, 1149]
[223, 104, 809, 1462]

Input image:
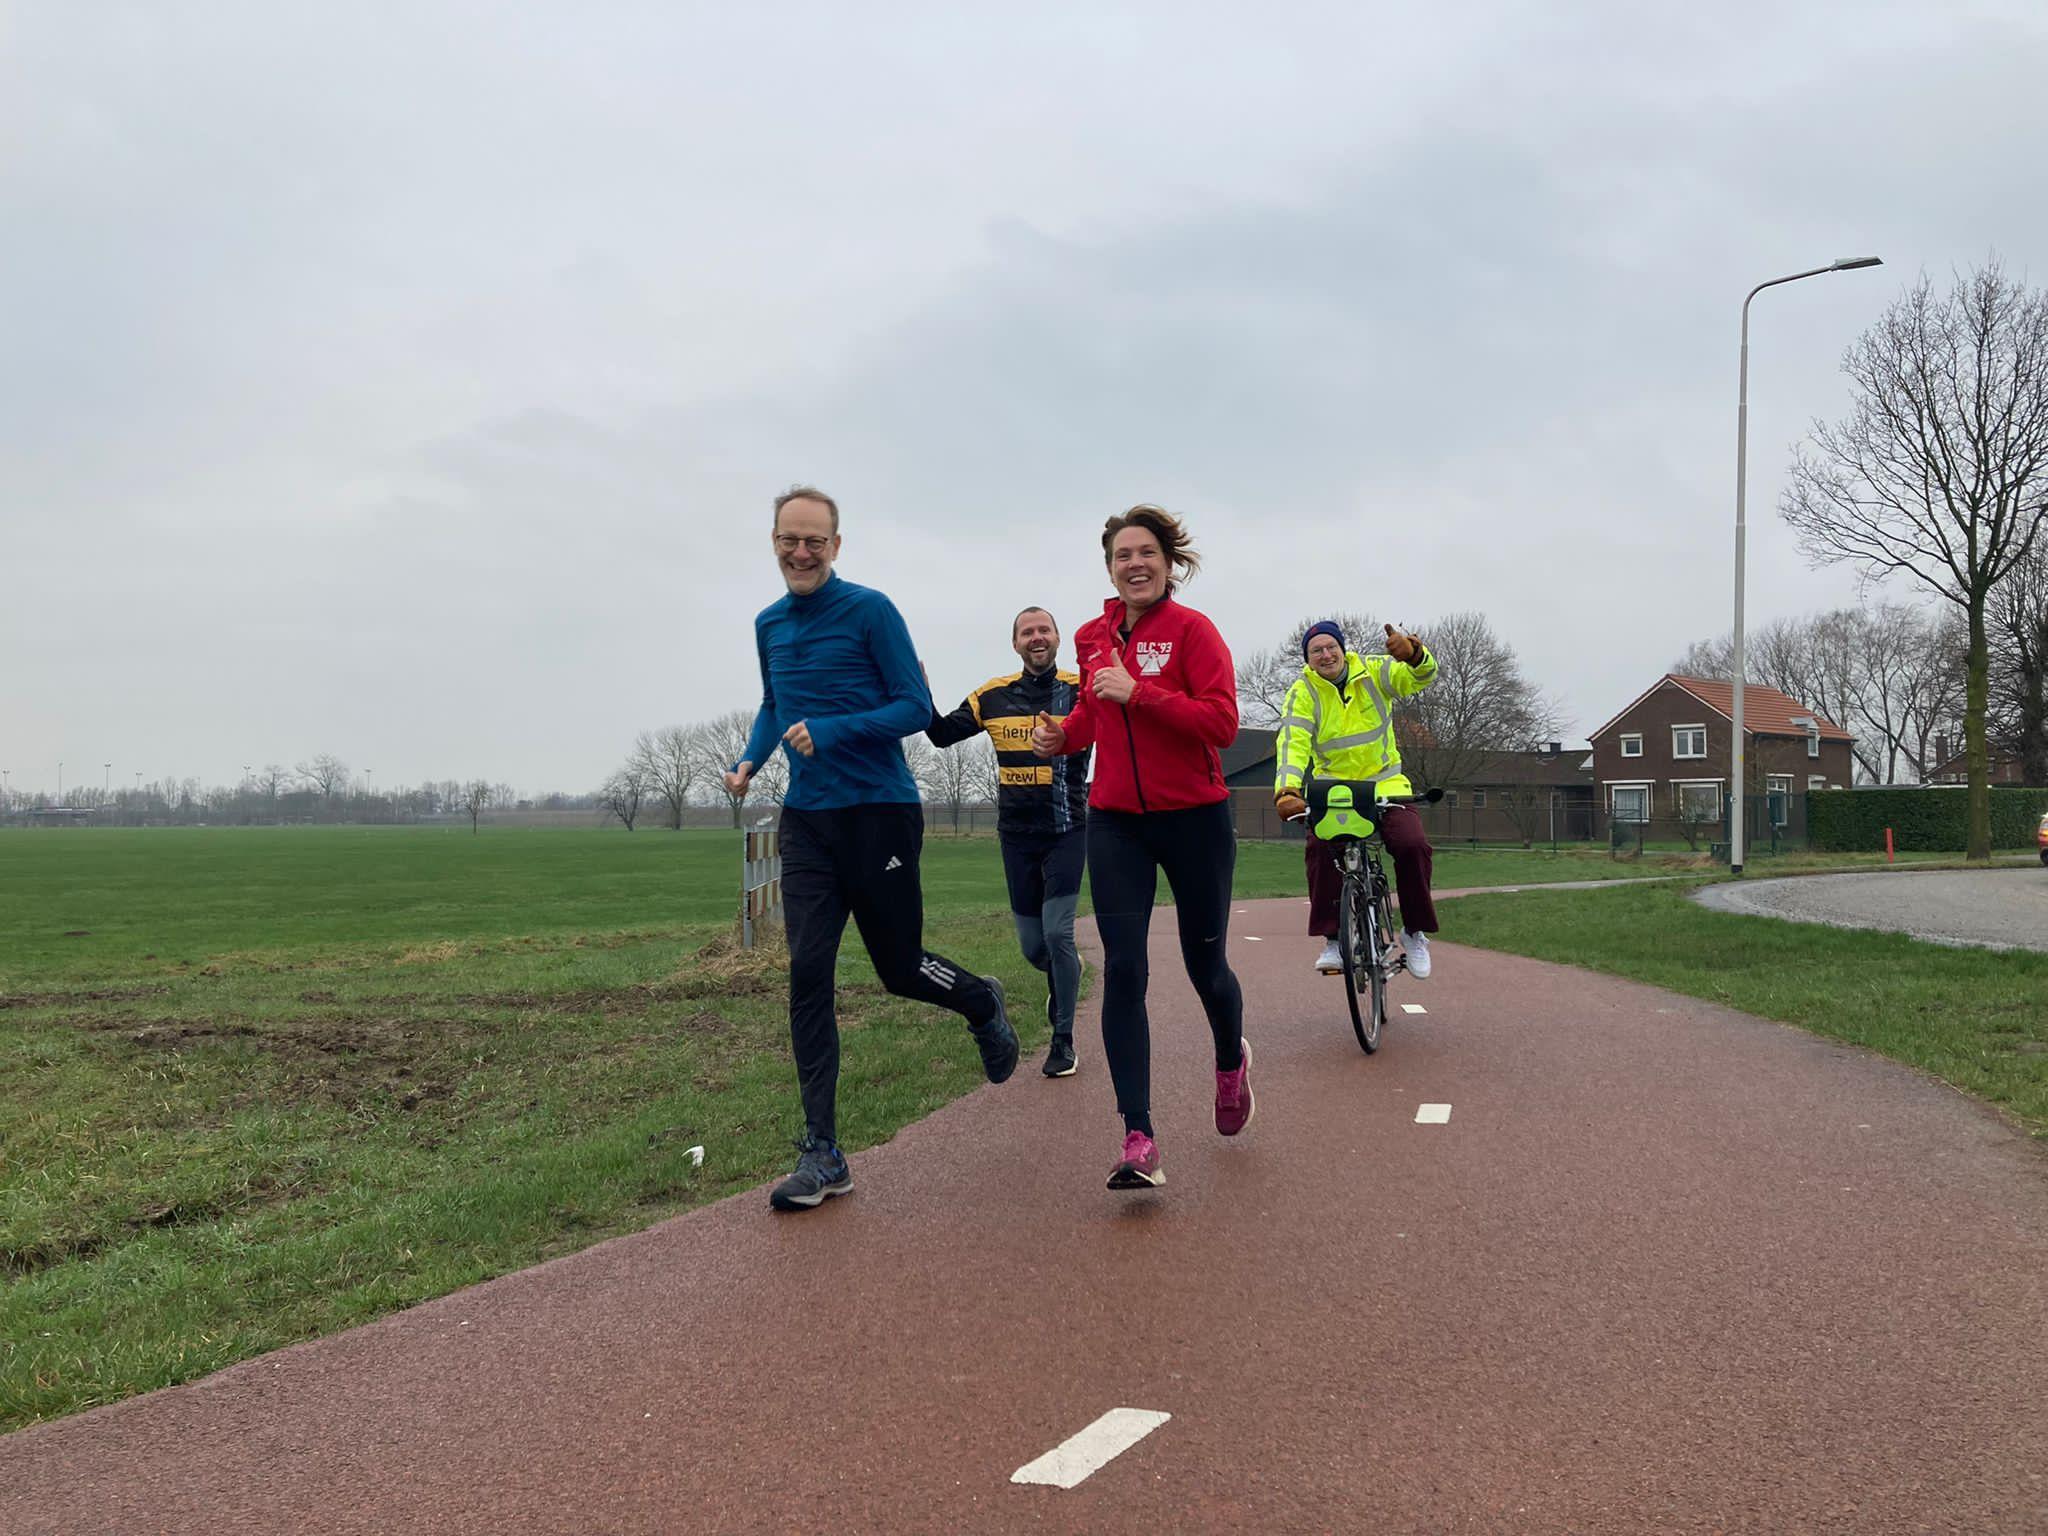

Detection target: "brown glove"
[1385, 623, 1422, 664]
[1275, 790, 1308, 822]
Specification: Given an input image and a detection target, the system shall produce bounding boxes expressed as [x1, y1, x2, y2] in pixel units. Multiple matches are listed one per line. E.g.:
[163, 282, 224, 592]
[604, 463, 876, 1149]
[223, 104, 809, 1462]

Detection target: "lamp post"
[1730, 256, 1882, 874]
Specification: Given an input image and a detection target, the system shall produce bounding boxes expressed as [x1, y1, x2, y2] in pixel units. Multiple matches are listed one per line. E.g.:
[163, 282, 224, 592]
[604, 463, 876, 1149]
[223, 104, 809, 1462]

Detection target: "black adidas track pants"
[779, 803, 998, 1143]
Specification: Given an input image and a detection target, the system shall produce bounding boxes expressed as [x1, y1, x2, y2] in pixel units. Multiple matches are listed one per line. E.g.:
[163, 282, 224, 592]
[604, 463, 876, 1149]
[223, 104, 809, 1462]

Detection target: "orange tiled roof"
[1664, 675, 1853, 739]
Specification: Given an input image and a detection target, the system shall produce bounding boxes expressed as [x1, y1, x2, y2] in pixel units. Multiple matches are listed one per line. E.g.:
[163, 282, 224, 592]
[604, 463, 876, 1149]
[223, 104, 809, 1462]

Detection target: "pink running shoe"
[1215, 1037, 1255, 1136]
[1107, 1130, 1163, 1189]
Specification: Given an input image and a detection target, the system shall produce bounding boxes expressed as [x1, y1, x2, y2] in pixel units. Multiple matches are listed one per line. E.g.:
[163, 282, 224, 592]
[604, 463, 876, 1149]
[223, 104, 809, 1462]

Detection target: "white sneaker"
[1314, 938, 1342, 972]
[1404, 931, 1432, 980]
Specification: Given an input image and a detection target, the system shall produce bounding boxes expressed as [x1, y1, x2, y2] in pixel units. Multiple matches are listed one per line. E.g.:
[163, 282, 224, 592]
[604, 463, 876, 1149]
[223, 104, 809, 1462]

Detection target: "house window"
[1611, 785, 1650, 823]
[1619, 733, 1643, 758]
[1445, 791, 1459, 809]
[1807, 732, 1820, 759]
[1472, 790, 1487, 809]
[1672, 725, 1706, 759]
[1676, 781, 1722, 821]
[1767, 775, 1793, 827]
[1808, 775, 1827, 791]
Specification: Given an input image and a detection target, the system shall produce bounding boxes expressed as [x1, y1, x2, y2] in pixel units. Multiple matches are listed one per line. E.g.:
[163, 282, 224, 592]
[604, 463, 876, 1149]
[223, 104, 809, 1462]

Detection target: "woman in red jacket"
[1031, 504, 1251, 1190]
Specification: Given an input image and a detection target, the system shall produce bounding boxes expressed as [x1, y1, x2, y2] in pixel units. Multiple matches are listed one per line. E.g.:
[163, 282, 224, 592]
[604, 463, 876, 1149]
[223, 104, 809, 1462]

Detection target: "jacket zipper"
[1117, 614, 1149, 813]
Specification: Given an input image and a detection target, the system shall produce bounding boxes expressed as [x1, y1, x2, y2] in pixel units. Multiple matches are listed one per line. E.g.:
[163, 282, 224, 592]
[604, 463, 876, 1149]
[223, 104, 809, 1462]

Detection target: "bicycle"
[1294, 779, 1443, 1054]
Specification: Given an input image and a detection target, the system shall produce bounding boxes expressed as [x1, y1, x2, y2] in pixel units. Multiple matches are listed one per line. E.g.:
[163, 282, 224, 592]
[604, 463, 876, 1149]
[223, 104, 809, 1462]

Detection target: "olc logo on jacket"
[1133, 640, 1173, 676]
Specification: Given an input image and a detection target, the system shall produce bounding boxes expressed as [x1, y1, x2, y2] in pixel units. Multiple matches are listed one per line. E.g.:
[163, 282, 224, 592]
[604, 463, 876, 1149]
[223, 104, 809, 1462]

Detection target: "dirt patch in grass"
[0, 984, 170, 1011]
[2, 1176, 293, 1279]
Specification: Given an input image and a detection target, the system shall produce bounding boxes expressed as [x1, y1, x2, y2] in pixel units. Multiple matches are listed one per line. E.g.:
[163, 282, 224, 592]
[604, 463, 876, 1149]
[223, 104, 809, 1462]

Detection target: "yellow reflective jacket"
[1274, 647, 1438, 797]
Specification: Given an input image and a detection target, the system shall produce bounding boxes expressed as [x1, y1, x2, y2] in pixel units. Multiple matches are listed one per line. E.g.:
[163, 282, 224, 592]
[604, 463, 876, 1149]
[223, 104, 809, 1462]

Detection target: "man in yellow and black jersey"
[927, 606, 1091, 1078]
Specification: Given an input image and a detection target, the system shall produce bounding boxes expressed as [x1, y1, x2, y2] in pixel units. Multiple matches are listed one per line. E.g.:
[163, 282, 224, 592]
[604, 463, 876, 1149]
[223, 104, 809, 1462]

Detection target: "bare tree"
[633, 725, 702, 830]
[1781, 263, 2048, 858]
[1989, 540, 2048, 784]
[459, 779, 492, 834]
[1670, 634, 1737, 679]
[1236, 610, 1380, 727]
[595, 768, 639, 830]
[296, 753, 349, 799]
[693, 709, 790, 827]
[901, 734, 946, 806]
[920, 732, 991, 834]
[1391, 611, 1560, 792]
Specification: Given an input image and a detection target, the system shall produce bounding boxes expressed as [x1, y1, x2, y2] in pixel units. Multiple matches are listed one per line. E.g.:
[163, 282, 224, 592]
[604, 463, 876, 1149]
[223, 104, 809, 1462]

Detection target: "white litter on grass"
[686, 1145, 705, 1167]
[1415, 1103, 1452, 1124]
[1012, 1408, 1172, 1489]
[1400, 1003, 1427, 1015]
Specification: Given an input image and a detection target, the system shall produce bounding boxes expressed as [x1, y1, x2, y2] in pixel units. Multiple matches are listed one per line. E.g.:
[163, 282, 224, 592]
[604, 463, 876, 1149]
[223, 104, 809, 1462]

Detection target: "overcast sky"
[5, 2, 2046, 798]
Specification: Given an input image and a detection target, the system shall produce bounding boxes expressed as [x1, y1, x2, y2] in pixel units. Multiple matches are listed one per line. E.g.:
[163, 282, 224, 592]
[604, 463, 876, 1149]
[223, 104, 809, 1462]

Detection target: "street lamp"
[1730, 256, 1882, 874]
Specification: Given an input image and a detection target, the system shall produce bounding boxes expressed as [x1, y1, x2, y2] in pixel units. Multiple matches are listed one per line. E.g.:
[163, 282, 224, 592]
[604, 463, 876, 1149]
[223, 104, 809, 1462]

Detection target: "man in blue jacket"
[726, 486, 1018, 1212]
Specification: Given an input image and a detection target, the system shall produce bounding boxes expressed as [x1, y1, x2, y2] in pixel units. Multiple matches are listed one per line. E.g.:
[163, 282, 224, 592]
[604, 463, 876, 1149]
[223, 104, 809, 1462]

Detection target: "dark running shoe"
[970, 976, 1020, 1083]
[1107, 1129, 1163, 1190]
[768, 1135, 852, 1212]
[1042, 1038, 1078, 1078]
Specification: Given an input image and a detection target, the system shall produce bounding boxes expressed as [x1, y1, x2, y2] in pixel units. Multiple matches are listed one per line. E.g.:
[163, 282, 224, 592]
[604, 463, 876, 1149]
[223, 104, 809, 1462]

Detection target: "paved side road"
[5, 897, 2046, 1533]
[1695, 866, 2048, 952]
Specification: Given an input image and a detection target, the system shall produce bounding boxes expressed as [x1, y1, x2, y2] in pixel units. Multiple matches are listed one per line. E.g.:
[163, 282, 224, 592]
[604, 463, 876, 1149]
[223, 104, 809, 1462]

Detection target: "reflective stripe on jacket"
[1274, 647, 1438, 796]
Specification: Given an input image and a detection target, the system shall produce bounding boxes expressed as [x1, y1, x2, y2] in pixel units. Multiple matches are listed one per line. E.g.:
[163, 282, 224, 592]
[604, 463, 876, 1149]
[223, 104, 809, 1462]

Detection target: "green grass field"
[0, 824, 1998, 1432]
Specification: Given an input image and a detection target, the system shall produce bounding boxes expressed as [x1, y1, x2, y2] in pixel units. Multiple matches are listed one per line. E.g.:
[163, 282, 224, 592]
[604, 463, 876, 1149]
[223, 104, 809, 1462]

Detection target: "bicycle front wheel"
[1339, 875, 1382, 1054]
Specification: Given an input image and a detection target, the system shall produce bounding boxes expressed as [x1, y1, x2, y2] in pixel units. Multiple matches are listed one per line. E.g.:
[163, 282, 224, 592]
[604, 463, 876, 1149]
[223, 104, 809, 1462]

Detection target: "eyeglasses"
[774, 534, 833, 554]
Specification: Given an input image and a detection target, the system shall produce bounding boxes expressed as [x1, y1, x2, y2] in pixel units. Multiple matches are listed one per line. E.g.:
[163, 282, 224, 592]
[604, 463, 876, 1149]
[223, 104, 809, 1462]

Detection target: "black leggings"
[780, 804, 998, 1143]
[1087, 800, 1244, 1136]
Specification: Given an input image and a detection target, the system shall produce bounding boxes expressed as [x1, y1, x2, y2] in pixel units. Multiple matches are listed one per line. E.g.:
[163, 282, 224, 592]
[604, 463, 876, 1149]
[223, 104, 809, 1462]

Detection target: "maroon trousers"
[1305, 804, 1437, 936]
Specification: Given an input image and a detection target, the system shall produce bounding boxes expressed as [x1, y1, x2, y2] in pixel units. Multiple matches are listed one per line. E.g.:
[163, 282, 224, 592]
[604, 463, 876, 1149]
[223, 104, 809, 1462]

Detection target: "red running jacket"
[1055, 594, 1239, 814]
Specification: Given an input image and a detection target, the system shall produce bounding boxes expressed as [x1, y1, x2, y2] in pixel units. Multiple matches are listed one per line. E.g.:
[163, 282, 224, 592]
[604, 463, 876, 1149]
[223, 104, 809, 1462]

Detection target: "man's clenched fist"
[1275, 790, 1308, 822]
[1384, 623, 1423, 664]
[723, 763, 754, 798]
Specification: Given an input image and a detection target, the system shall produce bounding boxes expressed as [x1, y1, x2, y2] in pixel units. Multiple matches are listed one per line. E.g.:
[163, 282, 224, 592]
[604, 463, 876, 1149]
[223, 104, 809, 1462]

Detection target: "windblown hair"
[1101, 503, 1200, 589]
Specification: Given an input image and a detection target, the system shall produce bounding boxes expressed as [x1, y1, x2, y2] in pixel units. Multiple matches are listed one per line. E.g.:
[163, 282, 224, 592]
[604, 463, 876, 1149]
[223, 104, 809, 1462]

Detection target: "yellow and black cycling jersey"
[927, 668, 1090, 837]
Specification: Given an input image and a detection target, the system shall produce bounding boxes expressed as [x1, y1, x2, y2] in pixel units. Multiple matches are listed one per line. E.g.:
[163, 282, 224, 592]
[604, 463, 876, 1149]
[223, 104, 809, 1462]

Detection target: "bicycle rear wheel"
[1338, 875, 1382, 1054]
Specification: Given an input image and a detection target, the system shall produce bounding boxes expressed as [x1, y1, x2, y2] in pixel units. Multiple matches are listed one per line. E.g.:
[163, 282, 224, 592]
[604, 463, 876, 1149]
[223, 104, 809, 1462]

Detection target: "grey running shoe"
[1042, 1038, 1078, 1078]
[769, 1135, 852, 1212]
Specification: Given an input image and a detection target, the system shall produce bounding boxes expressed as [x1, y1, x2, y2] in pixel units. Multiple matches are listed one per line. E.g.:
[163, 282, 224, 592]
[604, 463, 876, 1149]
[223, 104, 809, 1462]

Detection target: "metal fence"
[740, 817, 783, 948]
[1227, 787, 1815, 854]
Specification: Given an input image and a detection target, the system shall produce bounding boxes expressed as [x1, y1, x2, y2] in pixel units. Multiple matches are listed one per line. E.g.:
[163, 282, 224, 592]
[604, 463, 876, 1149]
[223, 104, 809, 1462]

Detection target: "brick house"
[1927, 739, 2027, 786]
[1587, 674, 1855, 830]
[1220, 729, 1595, 842]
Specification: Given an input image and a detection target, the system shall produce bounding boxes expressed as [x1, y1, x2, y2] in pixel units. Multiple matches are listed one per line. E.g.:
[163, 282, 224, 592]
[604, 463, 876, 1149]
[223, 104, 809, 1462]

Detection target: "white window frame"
[1619, 733, 1644, 759]
[1766, 774, 1793, 827]
[1445, 790, 1459, 809]
[1609, 782, 1652, 823]
[1808, 775, 1827, 791]
[1672, 779, 1722, 822]
[1671, 724, 1707, 760]
[1807, 732, 1821, 759]
[1472, 789, 1487, 809]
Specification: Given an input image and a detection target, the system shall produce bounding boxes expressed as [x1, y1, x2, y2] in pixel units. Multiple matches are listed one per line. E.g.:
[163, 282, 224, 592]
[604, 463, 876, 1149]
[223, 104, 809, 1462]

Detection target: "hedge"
[1808, 786, 2048, 852]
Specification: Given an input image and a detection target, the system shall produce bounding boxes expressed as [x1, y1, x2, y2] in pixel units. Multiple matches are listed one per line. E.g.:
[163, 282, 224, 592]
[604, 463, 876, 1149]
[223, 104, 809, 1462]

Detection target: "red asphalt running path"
[6, 896, 2047, 1533]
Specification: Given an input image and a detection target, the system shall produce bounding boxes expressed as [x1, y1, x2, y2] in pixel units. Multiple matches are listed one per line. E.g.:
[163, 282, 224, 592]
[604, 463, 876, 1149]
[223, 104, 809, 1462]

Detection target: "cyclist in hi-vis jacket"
[1271, 619, 1443, 980]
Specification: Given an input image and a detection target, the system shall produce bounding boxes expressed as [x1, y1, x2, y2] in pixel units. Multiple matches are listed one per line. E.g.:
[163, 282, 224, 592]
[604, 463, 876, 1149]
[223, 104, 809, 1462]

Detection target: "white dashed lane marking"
[1011, 1408, 1172, 1489]
[1415, 1104, 1452, 1124]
